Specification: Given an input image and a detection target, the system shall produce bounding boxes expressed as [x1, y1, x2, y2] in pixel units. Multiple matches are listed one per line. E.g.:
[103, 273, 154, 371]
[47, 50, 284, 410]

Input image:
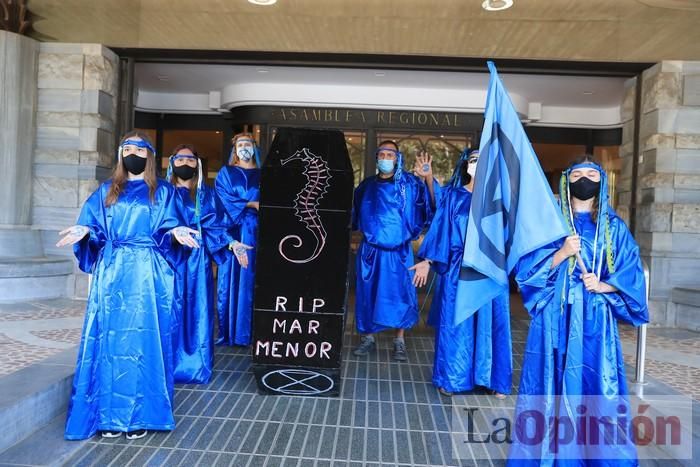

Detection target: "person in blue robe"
[412, 150, 512, 397]
[57, 132, 200, 441]
[215, 132, 261, 346]
[352, 141, 440, 361]
[167, 145, 232, 384]
[508, 156, 648, 466]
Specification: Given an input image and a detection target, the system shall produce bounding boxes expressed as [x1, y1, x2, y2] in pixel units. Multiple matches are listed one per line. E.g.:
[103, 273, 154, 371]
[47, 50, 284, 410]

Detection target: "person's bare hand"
[409, 260, 431, 287]
[229, 240, 254, 268]
[56, 225, 89, 247]
[413, 151, 433, 179]
[173, 227, 200, 248]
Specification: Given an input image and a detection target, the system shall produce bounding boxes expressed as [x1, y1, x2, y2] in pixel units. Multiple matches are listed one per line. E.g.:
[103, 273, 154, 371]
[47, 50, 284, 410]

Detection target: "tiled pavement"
[0, 299, 84, 377]
[0, 296, 698, 466]
[62, 329, 524, 467]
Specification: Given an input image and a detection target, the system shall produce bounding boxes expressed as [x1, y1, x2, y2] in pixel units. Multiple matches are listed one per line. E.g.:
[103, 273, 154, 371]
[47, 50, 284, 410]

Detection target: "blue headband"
[121, 138, 155, 154]
[375, 148, 400, 157]
[570, 162, 601, 172]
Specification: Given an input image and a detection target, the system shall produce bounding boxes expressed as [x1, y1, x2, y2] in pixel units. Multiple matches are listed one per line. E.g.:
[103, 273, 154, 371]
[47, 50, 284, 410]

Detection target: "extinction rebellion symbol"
[261, 368, 335, 395]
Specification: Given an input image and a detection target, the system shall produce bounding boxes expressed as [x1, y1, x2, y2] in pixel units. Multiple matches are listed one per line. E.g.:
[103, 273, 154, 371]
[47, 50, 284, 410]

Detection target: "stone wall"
[31, 44, 119, 297]
[0, 31, 38, 230]
[623, 61, 700, 329]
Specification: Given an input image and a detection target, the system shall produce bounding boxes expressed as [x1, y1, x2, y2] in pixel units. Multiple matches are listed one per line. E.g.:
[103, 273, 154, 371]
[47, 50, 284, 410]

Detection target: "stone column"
[31, 43, 119, 297]
[0, 31, 39, 256]
[627, 61, 700, 330]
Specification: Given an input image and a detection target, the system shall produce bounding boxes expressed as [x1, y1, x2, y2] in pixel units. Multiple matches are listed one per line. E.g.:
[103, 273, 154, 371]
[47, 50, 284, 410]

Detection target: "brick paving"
[0, 333, 58, 377]
[0, 299, 84, 376]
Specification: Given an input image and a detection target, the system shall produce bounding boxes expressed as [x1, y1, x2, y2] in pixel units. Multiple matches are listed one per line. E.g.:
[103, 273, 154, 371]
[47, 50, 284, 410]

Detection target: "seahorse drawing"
[278, 148, 332, 264]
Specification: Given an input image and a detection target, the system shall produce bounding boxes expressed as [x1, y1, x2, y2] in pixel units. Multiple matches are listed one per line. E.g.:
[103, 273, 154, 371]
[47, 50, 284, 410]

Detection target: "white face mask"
[237, 147, 254, 161]
[467, 160, 478, 178]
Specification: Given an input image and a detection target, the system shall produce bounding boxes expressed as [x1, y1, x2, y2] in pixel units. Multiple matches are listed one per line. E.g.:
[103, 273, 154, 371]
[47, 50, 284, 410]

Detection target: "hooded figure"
[215, 133, 261, 346]
[415, 150, 512, 396]
[59, 132, 198, 440]
[167, 145, 231, 383]
[508, 156, 648, 466]
[352, 141, 440, 361]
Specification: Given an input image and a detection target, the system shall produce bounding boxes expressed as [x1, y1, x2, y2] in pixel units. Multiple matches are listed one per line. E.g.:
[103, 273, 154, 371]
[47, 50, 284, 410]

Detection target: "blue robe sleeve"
[200, 186, 233, 265]
[417, 191, 453, 275]
[73, 185, 108, 274]
[599, 216, 649, 326]
[514, 241, 562, 317]
[351, 180, 366, 232]
[406, 176, 439, 238]
[152, 182, 187, 268]
[215, 167, 254, 226]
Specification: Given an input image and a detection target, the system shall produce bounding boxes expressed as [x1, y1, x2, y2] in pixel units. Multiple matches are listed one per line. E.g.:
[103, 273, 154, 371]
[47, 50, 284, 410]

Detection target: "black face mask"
[569, 177, 600, 200]
[173, 165, 197, 180]
[123, 154, 148, 175]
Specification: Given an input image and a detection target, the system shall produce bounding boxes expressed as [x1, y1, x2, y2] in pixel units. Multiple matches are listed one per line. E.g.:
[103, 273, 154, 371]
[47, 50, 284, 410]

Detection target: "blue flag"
[454, 61, 568, 324]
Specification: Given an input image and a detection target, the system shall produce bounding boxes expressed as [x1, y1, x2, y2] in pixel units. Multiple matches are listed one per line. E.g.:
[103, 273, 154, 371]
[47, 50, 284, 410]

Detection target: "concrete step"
[0, 347, 77, 455]
[0, 256, 74, 303]
[0, 228, 44, 258]
[0, 415, 87, 467]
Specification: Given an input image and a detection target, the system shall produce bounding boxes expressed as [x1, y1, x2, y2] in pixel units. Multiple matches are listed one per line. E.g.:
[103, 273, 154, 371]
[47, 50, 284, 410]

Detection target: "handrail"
[635, 259, 650, 384]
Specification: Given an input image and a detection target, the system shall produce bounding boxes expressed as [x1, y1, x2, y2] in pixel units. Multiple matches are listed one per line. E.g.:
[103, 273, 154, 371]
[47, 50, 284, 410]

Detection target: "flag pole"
[575, 252, 588, 275]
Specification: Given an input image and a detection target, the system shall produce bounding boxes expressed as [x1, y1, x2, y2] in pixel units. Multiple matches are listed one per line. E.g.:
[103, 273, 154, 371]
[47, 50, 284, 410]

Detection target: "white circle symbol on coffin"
[261, 368, 335, 395]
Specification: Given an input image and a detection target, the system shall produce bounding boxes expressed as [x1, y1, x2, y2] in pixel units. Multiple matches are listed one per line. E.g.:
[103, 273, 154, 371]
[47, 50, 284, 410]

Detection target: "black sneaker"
[125, 429, 148, 440]
[353, 336, 376, 356]
[101, 430, 121, 438]
[392, 339, 407, 361]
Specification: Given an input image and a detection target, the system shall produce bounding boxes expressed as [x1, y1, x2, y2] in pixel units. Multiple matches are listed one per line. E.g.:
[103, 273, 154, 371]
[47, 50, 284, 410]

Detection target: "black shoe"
[101, 430, 121, 438]
[125, 429, 148, 440]
[392, 339, 407, 361]
[438, 387, 453, 397]
[353, 336, 376, 356]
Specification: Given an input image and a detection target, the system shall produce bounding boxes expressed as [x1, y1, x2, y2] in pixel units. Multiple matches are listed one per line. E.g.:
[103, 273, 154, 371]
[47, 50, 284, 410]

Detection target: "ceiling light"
[156, 75, 169, 81]
[375, 71, 386, 77]
[248, 0, 277, 5]
[482, 0, 514, 11]
[257, 68, 269, 73]
[583, 91, 594, 95]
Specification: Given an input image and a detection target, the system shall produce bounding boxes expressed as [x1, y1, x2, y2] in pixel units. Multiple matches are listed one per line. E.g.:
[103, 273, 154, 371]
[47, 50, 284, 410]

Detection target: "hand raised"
[413, 151, 433, 179]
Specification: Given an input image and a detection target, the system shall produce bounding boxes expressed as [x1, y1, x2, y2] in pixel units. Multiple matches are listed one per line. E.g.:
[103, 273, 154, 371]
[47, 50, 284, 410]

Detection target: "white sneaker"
[125, 429, 148, 440]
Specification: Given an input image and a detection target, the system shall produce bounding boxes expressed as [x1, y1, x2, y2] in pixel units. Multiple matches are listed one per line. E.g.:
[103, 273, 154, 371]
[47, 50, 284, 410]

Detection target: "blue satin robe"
[509, 211, 648, 466]
[418, 186, 512, 394]
[215, 166, 260, 346]
[65, 179, 184, 440]
[172, 185, 231, 384]
[352, 174, 437, 334]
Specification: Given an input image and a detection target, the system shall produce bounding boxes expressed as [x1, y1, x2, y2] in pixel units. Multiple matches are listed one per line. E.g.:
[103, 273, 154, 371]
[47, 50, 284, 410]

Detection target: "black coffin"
[251, 127, 354, 396]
